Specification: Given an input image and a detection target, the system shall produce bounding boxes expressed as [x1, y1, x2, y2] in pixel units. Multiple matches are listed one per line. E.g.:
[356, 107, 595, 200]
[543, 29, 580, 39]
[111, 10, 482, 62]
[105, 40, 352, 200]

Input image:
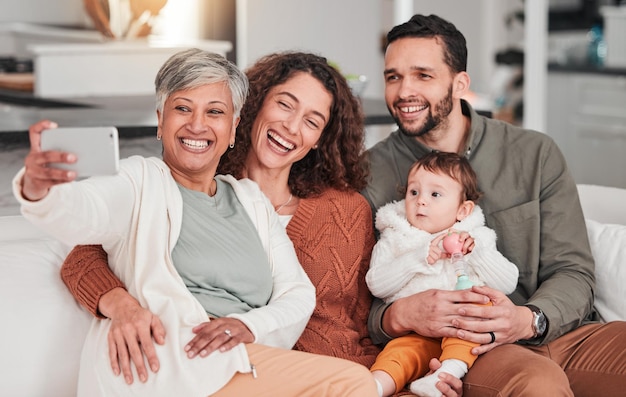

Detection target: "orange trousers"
[213, 343, 378, 396]
[370, 300, 492, 393]
[370, 333, 478, 394]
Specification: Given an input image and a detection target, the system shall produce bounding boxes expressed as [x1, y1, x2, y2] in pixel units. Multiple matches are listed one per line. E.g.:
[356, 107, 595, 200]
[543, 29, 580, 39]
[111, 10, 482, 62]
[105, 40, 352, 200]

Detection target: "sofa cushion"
[578, 184, 626, 225]
[585, 218, 626, 322]
[0, 216, 91, 397]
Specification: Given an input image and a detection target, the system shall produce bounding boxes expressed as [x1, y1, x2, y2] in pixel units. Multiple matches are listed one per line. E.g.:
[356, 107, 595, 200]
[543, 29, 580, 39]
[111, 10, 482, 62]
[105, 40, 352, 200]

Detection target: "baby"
[366, 151, 519, 397]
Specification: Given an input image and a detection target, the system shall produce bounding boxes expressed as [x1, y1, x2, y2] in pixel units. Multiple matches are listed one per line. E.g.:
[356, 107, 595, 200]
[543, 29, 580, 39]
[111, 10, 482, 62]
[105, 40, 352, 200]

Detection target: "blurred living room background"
[1, 0, 625, 217]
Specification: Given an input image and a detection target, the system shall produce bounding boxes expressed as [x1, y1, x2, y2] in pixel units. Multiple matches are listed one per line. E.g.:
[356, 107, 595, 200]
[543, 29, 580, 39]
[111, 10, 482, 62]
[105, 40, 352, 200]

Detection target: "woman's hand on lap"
[185, 318, 254, 358]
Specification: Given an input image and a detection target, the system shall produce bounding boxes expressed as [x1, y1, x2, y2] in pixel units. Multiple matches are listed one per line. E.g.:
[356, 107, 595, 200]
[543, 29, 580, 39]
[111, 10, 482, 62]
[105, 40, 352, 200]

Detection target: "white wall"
[236, 0, 384, 98]
[0, 0, 87, 26]
[236, 0, 518, 100]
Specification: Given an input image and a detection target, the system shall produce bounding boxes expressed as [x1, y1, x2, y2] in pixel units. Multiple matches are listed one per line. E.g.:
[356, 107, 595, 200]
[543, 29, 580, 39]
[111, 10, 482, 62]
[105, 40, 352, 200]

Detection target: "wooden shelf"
[0, 73, 33, 92]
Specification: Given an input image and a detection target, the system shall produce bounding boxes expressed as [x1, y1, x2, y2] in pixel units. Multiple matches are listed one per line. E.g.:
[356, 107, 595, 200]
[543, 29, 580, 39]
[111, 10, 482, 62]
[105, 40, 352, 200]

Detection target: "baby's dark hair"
[408, 151, 482, 202]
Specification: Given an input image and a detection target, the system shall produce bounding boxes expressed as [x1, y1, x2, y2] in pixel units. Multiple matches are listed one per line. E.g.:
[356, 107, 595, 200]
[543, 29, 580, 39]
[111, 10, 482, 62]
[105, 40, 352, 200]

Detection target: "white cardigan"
[366, 200, 519, 303]
[13, 156, 315, 397]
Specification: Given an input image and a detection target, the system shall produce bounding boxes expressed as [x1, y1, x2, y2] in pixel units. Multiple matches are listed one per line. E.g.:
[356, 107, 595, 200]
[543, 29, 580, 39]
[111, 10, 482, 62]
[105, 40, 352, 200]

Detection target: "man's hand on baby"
[185, 318, 254, 358]
[454, 285, 532, 355]
[390, 289, 490, 339]
[427, 358, 464, 397]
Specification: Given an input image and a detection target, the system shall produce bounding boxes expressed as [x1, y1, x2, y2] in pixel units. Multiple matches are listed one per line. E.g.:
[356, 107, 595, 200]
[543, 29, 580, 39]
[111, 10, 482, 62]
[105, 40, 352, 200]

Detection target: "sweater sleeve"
[464, 226, 519, 294]
[528, 140, 595, 342]
[366, 228, 434, 301]
[60, 245, 126, 318]
[368, 298, 393, 345]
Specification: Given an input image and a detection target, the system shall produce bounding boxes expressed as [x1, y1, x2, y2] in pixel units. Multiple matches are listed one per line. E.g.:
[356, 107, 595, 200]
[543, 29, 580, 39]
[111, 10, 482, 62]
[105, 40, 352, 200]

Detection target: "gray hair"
[154, 48, 248, 119]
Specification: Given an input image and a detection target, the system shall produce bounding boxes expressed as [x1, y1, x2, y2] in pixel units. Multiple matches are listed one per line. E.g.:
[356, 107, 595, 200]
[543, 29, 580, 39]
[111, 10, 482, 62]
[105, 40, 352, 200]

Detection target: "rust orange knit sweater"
[60, 188, 380, 367]
[287, 189, 380, 367]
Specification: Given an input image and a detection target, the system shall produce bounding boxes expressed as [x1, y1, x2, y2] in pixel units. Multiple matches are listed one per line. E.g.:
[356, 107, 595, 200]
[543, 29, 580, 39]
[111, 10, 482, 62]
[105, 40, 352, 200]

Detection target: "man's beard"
[393, 85, 454, 138]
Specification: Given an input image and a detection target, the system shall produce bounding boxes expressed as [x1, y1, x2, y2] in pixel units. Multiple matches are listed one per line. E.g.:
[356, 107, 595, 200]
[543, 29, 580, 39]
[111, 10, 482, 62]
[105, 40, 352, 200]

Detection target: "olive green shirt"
[362, 100, 596, 345]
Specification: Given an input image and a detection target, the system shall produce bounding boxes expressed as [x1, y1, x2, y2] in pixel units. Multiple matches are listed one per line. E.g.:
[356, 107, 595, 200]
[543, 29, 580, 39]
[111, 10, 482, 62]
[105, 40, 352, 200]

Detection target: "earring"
[229, 142, 235, 149]
[157, 134, 162, 141]
[312, 145, 318, 150]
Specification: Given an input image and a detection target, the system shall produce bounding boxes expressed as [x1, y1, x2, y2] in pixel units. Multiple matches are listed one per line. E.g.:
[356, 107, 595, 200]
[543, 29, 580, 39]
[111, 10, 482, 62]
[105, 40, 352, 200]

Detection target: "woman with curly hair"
[218, 51, 380, 366]
[220, 52, 367, 197]
[59, 51, 381, 383]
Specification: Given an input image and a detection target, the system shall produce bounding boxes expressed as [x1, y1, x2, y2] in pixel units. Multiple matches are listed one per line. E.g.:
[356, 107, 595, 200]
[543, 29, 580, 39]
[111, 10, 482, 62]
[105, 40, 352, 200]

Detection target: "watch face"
[536, 312, 547, 334]
[527, 305, 547, 338]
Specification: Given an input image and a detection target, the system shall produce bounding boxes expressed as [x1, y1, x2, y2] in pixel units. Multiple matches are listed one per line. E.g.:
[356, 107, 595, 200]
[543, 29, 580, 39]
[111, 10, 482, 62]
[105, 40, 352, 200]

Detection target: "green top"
[173, 178, 273, 318]
[363, 100, 596, 345]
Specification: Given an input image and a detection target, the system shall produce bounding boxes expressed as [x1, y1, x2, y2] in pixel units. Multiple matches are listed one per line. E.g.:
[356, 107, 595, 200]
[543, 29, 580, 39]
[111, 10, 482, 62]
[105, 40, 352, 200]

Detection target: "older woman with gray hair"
[13, 49, 377, 396]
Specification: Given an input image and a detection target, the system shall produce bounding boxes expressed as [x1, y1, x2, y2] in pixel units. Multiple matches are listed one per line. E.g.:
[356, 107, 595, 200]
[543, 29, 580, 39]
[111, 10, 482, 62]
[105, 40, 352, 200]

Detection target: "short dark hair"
[387, 14, 467, 74]
[408, 151, 481, 202]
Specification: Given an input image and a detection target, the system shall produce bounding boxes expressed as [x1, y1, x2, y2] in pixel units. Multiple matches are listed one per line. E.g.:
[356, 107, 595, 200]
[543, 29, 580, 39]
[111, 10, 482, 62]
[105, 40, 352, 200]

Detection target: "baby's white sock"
[409, 359, 468, 397]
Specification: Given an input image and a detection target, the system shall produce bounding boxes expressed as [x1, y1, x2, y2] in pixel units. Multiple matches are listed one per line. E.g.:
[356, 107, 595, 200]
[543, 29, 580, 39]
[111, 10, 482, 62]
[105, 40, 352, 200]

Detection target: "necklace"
[208, 179, 217, 196]
[274, 194, 293, 214]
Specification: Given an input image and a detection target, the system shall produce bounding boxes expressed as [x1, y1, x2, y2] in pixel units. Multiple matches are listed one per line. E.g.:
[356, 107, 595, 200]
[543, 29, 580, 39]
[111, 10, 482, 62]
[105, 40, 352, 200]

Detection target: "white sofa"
[1, 184, 625, 397]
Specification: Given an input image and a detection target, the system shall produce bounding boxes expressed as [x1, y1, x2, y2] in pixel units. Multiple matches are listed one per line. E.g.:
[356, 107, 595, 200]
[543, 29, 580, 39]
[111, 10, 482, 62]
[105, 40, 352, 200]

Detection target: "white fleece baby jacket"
[366, 200, 519, 303]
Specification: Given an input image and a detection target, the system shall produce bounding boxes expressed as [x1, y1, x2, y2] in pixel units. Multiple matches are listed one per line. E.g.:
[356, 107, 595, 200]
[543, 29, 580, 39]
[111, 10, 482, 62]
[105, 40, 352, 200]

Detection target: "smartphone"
[40, 126, 120, 178]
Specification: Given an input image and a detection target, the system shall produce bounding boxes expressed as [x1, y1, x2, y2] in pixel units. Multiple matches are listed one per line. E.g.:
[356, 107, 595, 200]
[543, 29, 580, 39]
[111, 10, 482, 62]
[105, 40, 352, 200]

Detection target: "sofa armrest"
[0, 215, 91, 396]
[576, 184, 626, 323]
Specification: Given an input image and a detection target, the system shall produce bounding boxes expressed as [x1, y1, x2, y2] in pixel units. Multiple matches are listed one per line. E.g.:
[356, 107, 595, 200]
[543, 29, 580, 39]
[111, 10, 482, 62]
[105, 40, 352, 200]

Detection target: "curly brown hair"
[218, 51, 368, 198]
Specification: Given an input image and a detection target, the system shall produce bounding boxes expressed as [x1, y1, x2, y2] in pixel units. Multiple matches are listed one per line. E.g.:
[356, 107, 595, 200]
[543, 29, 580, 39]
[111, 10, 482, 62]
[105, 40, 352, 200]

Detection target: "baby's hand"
[427, 233, 446, 264]
[446, 229, 475, 255]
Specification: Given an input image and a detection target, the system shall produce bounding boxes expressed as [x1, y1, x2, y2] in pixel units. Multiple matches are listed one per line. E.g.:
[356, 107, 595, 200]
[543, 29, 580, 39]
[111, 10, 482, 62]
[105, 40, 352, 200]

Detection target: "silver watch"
[526, 304, 547, 339]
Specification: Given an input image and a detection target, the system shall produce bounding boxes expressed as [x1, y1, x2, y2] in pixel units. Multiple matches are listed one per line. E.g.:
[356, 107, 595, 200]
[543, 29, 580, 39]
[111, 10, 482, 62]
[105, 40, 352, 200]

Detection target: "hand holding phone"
[40, 126, 120, 178]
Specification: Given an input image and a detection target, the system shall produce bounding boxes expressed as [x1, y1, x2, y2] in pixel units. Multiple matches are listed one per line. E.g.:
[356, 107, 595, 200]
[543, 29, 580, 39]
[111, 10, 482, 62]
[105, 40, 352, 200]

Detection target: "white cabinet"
[547, 72, 626, 189]
[30, 39, 232, 97]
